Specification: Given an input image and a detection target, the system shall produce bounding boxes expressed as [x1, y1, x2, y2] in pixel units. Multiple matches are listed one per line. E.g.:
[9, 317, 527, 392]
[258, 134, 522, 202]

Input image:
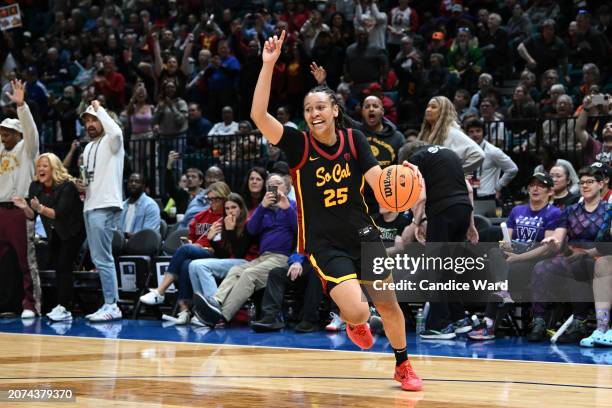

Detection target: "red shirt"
[188, 208, 223, 248]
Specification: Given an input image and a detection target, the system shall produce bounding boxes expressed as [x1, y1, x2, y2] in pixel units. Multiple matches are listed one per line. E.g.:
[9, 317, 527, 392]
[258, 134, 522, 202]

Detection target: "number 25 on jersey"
[323, 187, 348, 208]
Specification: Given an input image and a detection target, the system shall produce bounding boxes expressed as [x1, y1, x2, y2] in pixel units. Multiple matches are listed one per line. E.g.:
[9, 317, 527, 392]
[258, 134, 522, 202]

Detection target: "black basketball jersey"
[275, 126, 379, 256]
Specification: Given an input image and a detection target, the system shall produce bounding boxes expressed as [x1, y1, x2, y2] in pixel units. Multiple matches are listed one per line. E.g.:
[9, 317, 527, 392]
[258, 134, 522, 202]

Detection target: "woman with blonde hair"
[12, 153, 85, 322]
[418, 96, 485, 175]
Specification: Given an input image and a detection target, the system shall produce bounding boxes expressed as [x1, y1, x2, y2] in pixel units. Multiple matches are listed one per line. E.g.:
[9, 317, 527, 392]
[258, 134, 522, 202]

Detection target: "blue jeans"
[189, 258, 247, 298]
[167, 244, 213, 301]
[84, 208, 120, 304]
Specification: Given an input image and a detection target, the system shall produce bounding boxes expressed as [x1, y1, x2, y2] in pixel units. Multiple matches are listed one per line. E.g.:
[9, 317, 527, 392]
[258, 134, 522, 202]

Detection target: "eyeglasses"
[207, 196, 223, 201]
[578, 179, 599, 186]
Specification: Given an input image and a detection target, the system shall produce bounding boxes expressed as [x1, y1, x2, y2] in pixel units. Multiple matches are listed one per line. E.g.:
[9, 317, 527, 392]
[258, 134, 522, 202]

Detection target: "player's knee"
[342, 304, 370, 325]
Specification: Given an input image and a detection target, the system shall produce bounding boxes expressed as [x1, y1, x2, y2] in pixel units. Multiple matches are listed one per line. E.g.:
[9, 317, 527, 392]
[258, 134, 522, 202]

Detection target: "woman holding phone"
[248, 31, 423, 391]
[140, 181, 231, 323]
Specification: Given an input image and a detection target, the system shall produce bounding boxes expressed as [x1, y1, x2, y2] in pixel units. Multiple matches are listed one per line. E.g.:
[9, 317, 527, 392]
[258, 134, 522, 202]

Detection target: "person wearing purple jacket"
[193, 173, 297, 326]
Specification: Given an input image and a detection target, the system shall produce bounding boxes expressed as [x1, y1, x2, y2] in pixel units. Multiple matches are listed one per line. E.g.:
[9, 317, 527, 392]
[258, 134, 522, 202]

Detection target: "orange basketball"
[375, 165, 422, 212]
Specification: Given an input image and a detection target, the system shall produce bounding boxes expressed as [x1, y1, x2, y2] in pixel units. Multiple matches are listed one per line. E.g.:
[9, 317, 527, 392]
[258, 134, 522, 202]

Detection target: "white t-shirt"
[208, 121, 239, 136]
[82, 107, 124, 211]
[0, 103, 38, 201]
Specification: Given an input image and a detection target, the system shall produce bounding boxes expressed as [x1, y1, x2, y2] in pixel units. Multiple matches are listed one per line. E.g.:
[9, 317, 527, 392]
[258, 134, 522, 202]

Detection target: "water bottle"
[247, 301, 256, 321]
[416, 308, 425, 335]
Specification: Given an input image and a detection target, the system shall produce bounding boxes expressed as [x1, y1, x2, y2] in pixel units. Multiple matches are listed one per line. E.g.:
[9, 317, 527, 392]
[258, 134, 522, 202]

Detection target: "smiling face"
[528, 180, 552, 203]
[579, 175, 603, 201]
[303, 91, 338, 138]
[361, 96, 384, 129]
[36, 156, 52, 186]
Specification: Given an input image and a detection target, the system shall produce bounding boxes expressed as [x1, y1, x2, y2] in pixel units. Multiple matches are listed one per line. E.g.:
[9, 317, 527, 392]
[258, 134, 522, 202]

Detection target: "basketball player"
[249, 31, 423, 391]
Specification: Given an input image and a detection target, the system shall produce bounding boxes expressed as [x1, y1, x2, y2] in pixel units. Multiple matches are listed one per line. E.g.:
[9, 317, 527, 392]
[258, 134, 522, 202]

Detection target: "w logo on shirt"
[515, 226, 537, 242]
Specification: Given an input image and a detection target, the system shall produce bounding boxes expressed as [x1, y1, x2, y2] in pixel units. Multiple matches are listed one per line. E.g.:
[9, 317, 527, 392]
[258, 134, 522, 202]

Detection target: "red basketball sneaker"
[346, 323, 374, 349]
[394, 360, 423, 391]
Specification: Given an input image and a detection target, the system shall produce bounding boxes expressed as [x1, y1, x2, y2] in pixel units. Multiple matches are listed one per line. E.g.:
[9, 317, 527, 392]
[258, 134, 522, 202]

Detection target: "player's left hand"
[287, 262, 303, 281]
[276, 191, 290, 210]
[467, 224, 479, 244]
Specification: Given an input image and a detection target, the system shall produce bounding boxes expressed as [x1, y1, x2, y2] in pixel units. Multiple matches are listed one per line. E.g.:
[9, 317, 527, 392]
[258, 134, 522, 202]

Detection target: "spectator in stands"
[165, 151, 204, 217]
[206, 40, 241, 122]
[506, 3, 531, 47]
[209, 106, 239, 136]
[152, 31, 191, 98]
[0, 81, 39, 319]
[506, 84, 539, 141]
[93, 56, 126, 112]
[353, 0, 387, 50]
[518, 69, 540, 102]
[76, 100, 124, 322]
[186, 103, 212, 151]
[300, 9, 330, 55]
[333, 1, 356, 25]
[193, 173, 298, 327]
[387, 0, 418, 60]
[533, 144, 580, 190]
[119, 173, 161, 238]
[418, 96, 485, 175]
[532, 167, 609, 343]
[124, 82, 154, 141]
[575, 96, 612, 166]
[424, 53, 453, 100]
[453, 89, 471, 121]
[189, 193, 258, 309]
[180, 165, 225, 229]
[13, 153, 84, 322]
[344, 26, 388, 96]
[541, 94, 577, 151]
[549, 164, 580, 210]
[479, 97, 506, 146]
[574, 10, 608, 80]
[23, 66, 50, 119]
[250, 256, 323, 333]
[447, 27, 483, 91]
[517, 19, 568, 80]
[467, 173, 561, 341]
[48, 85, 79, 146]
[276, 106, 298, 129]
[573, 64, 601, 105]
[140, 181, 231, 324]
[469, 73, 494, 110]
[426, 31, 449, 62]
[242, 167, 268, 216]
[152, 79, 188, 138]
[590, 162, 612, 204]
[465, 119, 518, 201]
[526, 0, 559, 29]
[311, 31, 344, 92]
[480, 13, 509, 81]
[539, 76, 564, 118]
[595, 4, 612, 46]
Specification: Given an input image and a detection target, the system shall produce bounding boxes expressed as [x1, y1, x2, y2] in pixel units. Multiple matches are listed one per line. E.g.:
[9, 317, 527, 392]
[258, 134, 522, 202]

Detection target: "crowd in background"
[0, 0, 611, 347]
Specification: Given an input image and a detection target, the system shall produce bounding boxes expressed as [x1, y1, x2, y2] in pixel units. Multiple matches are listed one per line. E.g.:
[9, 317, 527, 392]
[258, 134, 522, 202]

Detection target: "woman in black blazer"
[13, 153, 85, 322]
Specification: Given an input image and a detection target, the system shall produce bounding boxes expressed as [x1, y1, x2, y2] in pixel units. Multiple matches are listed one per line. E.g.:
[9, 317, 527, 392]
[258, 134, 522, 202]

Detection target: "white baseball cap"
[0, 118, 23, 133]
[80, 105, 100, 121]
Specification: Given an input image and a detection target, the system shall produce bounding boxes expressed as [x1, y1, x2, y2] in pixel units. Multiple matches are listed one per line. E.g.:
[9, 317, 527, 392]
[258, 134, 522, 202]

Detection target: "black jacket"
[28, 181, 84, 241]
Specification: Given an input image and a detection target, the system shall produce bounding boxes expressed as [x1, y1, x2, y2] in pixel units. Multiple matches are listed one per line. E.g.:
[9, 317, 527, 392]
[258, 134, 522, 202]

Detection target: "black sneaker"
[527, 317, 547, 342]
[250, 314, 285, 332]
[192, 293, 223, 327]
[556, 319, 588, 344]
[420, 323, 457, 340]
[294, 320, 319, 333]
[369, 315, 385, 336]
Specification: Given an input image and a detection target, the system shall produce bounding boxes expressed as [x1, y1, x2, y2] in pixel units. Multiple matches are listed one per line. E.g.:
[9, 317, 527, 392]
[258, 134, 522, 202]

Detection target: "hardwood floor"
[0, 333, 610, 407]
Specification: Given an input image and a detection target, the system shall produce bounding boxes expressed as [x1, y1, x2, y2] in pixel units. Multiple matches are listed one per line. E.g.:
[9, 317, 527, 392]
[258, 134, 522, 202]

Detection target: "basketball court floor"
[0, 319, 610, 407]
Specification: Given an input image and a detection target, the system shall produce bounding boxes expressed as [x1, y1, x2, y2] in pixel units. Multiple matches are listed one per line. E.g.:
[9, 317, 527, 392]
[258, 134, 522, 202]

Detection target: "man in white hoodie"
[1, 80, 40, 319]
[76, 100, 124, 321]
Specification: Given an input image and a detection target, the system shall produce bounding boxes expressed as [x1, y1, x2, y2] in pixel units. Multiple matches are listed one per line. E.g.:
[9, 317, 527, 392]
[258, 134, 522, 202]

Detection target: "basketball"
[375, 165, 422, 212]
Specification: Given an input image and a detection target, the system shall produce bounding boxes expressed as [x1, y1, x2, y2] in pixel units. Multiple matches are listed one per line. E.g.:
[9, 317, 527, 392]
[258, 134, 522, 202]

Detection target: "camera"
[592, 94, 609, 106]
